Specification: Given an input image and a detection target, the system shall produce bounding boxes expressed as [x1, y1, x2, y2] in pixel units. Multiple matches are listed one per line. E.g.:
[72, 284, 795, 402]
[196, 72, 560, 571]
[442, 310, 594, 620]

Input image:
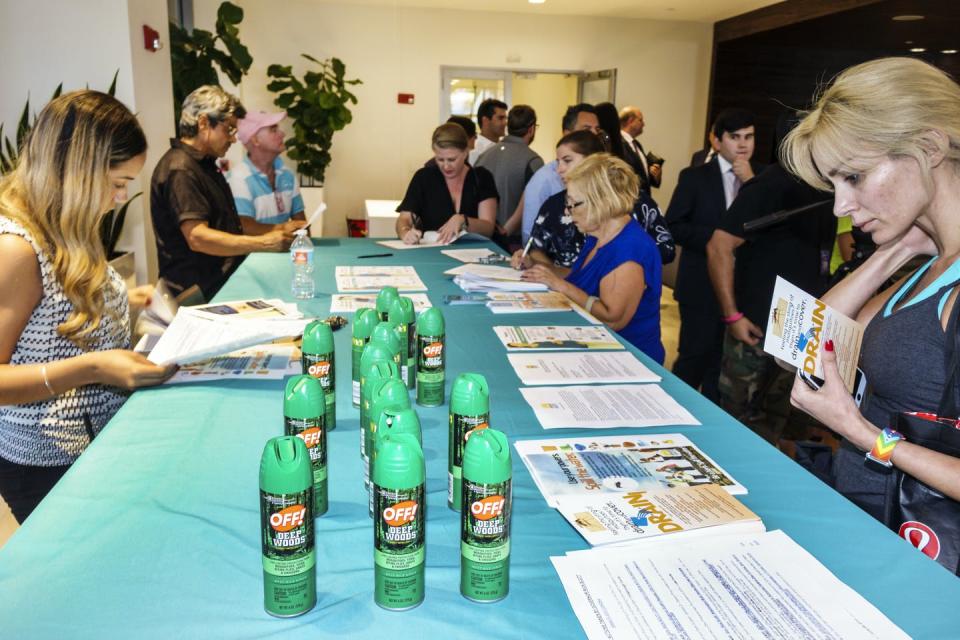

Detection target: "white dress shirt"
[716, 154, 740, 209]
[621, 130, 649, 178]
[469, 135, 497, 166]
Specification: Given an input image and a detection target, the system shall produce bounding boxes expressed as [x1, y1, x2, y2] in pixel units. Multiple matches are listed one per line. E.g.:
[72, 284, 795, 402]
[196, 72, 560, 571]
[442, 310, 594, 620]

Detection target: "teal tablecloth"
[0, 238, 958, 638]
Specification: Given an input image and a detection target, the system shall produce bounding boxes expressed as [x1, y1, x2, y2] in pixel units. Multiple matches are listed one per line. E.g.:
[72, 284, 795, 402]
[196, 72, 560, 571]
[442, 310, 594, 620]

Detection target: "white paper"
[440, 248, 498, 263]
[146, 307, 310, 366]
[334, 266, 427, 292]
[485, 292, 573, 314]
[494, 326, 623, 350]
[164, 345, 300, 384]
[445, 263, 526, 280]
[376, 230, 489, 250]
[329, 293, 432, 313]
[552, 530, 908, 640]
[519, 384, 699, 429]
[507, 351, 660, 385]
[514, 433, 746, 507]
[763, 276, 864, 391]
[454, 275, 548, 293]
[304, 202, 327, 228]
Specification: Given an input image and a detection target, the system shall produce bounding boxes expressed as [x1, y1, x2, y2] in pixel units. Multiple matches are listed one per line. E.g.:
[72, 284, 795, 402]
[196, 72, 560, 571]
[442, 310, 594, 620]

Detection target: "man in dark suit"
[619, 106, 662, 193]
[665, 108, 763, 402]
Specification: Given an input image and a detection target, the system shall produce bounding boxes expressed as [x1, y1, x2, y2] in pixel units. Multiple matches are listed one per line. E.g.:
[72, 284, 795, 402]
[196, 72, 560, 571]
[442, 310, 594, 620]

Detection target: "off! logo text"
[383, 500, 418, 526]
[471, 495, 505, 521]
[296, 427, 322, 449]
[423, 343, 443, 358]
[270, 504, 306, 532]
[308, 361, 331, 378]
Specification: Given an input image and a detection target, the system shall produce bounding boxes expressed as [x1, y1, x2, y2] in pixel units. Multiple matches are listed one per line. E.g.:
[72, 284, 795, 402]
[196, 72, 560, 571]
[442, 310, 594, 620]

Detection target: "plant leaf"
[107, 70, 118, 96]
[218, 1, 243, 24]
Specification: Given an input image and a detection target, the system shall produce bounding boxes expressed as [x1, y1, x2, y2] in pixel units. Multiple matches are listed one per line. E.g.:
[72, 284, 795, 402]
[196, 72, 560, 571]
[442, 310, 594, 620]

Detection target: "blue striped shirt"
[227, 156, 304, 225]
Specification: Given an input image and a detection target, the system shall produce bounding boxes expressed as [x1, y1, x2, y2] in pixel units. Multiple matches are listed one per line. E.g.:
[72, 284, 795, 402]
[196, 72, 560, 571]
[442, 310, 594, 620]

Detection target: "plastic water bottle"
[290, 229, 314, 299]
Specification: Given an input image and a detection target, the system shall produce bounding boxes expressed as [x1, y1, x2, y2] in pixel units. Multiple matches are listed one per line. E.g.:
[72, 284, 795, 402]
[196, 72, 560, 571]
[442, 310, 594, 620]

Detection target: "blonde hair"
[178, 85, 245, 138]
[431, 122, 468, 151]
[564, 153, 638, 229]
[0, 90, 146, 348]
[782, 57, 960, 192]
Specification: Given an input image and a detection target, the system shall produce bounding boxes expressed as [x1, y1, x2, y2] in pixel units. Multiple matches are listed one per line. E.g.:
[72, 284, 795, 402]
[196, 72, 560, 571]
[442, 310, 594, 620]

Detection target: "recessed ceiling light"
[529, 0, 545, 4]
[943, 49, 958, 55]
[892, 15, 925, 21]
[905, 40, 913, 44]
[910, 47, 927, 53]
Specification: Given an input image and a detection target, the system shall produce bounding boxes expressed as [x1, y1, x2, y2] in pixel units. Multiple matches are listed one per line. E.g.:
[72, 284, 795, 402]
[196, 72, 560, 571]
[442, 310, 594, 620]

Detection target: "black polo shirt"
[396, 163, 498, 231]
[150, 139, 245, 300]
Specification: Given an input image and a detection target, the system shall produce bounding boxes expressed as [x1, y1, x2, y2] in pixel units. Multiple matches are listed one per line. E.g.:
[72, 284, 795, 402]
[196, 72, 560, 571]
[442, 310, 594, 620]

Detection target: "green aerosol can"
[371, 321, 403, 373]
[283, 375, 328, 516]
[351, 308, 379, 407]
[359, 351, 400, 459]
[370, 406, 422, 517]
[376, 286, 399, 322]
[359, 341, 397, 441]
[449, 373, 490, 511]
[301, 320, 336, 431]
[461, 428, 512, 603]
[366, 378, 412, 492]
[259, 436, 316, 617]
[416, 307, 445, 407]
[373, 433, 426, 611]
[388, 297, 417, 389]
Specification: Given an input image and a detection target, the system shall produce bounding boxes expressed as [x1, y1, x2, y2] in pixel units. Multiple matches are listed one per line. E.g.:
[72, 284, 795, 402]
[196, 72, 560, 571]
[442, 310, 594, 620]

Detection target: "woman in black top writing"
[395, 123, 498, 244]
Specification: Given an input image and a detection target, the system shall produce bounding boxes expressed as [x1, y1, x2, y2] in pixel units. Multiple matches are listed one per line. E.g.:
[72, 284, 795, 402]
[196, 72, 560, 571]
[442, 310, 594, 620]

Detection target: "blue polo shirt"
[227, 156, 304, 225]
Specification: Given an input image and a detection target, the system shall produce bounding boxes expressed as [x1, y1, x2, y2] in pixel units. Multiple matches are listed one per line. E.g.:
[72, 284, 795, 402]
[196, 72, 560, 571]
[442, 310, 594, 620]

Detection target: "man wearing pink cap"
[227, 111, 306, 233]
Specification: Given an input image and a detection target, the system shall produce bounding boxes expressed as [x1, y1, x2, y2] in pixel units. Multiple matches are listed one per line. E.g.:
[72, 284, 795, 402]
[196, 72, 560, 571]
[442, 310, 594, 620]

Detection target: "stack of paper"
[553, 530, 907, 639]
[330, 293, 432, 313]
[446, 264, 548, 292]
[156, 343, 301, 384]
[335, 266, 427, 292]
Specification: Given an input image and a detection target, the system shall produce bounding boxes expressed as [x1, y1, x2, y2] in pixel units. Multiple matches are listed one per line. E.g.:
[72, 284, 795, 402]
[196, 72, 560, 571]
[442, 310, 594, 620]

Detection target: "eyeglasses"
[564, 200, 585, 212]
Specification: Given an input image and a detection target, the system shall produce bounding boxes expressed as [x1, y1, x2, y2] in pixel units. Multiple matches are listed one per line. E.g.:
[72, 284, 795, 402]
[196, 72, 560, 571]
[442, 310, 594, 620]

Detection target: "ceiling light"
[892, 15, 925, 21]
[529, 0, 545, 4]
[943, 49, 958, 55]
[910, 47, 927, 53]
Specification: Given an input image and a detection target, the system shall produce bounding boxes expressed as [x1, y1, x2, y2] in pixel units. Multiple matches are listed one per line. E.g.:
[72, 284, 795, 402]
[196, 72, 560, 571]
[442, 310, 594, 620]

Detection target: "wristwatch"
[864, 427, 904, 473]
[459, 215, 468, 234]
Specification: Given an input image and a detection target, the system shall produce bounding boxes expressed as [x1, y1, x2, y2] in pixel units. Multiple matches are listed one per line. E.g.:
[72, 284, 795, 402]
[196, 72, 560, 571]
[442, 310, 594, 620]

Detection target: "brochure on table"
[329, 293, 432, 313]
[519, 384, 699, 429]
[486, 292, 573, 313]
[552, 530, 908, 640]
[554, 484, 763, 547]
[136, 342, 301, 384]
[507, 351, 660, 385]
[515, 433, 746, 508]
[334, 265, 427, 292]
[763, 276, 864, 391]
[376, 230, 488, 250]
[494, 325, 622, 350]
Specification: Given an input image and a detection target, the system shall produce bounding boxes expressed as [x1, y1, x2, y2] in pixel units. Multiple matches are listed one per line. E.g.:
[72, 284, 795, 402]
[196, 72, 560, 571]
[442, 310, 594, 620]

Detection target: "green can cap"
[462, 428, 511, 485]
[389, 297, 416, 324]
[283, 374, 326, 419]
[377, 406, 422, 445]
[450, 373, 489, 416]
[371, 321, 401, 355]
[363, 360, 401, 400]
[352, 308, 379, 339]
[416, 307, 444, 335]
[376, 287, 400, 315]
[360, 341, 395, 375]
[260, 435, 313, 494]
[302, 319, 334, 354]
[373, 433, 424, 489]
[371, 378, 411, 421]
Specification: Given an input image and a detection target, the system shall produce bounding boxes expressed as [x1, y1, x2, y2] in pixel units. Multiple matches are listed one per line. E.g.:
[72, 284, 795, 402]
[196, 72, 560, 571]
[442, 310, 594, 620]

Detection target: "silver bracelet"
[41, 364, 56, 397]
[585, 296, 598, 314]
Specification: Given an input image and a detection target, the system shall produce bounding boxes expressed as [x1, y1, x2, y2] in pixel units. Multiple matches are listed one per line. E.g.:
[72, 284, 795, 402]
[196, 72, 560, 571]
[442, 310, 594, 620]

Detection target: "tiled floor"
[0, 290, 683, 551]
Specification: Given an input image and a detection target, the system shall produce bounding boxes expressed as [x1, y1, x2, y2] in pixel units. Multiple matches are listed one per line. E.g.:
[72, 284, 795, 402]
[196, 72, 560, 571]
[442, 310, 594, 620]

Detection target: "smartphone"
[797, 367, 868, 408]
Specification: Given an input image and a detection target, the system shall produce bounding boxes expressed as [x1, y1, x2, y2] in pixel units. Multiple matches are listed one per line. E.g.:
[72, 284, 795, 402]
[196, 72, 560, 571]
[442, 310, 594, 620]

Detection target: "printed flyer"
[762, 276, 864, 391]
[494, 325, 623, 350]
[514, 434, 746, 507]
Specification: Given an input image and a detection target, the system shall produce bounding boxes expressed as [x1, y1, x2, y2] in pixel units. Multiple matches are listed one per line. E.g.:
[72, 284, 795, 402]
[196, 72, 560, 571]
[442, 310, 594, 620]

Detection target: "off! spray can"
[283, 375, 328, 516]
[371, 321, 403, 373]
[260, 436, 316, 617]
[416, 307, 445, 407]
[359, 341, 396, 440]
[373, 433, 426, 611]
[351, 308, 379, 407]
[449, 373, 490, 512]
[301, 320, 336, 431]
[370, 406, 422, 517]
[359, 356, 400, 461]
[461, 428, 511, 603]
[376, 286, 399, 322]
[366, 378, 411, 492]
[388, 297, 416, 389]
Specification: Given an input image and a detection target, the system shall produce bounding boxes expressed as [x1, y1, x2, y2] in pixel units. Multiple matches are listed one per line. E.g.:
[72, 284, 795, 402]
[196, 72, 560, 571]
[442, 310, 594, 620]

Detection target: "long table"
[1, 238, 957, 638]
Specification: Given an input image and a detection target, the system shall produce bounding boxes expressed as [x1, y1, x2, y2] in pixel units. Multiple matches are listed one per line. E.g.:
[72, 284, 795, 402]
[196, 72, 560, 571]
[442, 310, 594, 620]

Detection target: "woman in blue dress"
[521, 153, 665, 363]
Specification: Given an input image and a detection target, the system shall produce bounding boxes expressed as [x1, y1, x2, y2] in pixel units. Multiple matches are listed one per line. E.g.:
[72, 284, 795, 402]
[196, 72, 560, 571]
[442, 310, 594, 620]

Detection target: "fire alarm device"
[143, 25, 162, 52]
[397, 93, 415, 105]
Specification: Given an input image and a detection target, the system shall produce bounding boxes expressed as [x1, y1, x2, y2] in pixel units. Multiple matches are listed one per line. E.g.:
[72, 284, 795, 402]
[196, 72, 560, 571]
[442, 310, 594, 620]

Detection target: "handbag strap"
[936, 283, 960, 417]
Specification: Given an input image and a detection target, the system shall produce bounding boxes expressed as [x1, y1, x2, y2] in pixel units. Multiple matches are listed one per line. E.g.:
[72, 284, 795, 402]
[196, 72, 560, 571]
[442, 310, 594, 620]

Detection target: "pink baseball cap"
[237, 111, 286, 144]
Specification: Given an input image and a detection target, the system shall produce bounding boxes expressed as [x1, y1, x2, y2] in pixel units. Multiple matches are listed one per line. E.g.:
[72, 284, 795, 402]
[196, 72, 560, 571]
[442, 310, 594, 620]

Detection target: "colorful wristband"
[722, 312, 744, 325]
[865, 427, 904, 471]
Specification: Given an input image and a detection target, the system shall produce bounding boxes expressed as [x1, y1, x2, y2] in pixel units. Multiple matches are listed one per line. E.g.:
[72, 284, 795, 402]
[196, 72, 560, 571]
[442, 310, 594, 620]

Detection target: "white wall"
[195, 0, 713, 235]
[0, 0, 175, 283]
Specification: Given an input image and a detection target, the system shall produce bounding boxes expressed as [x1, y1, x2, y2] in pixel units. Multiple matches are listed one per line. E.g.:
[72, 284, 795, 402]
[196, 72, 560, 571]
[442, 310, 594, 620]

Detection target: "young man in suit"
[665, 108, 762, 402]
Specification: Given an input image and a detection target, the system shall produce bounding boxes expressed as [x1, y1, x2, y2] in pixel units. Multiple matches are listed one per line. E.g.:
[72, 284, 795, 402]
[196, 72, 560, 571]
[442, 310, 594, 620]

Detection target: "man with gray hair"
[151, 85, 293, 300]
